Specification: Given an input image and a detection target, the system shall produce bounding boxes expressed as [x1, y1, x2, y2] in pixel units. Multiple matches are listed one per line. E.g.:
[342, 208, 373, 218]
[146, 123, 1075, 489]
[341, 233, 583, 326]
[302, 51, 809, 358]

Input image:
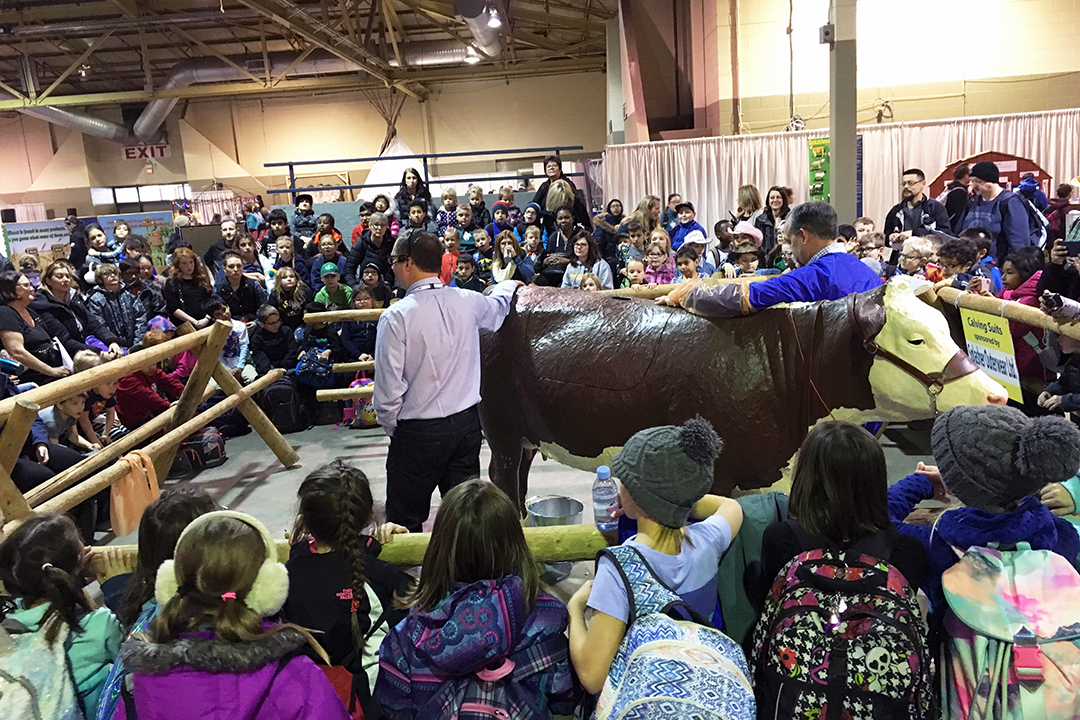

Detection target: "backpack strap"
[596, 545, 713, 628]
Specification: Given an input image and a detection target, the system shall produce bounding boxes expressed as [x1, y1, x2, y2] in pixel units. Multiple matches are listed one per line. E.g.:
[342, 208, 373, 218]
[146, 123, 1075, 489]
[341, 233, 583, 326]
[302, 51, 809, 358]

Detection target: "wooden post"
[304, 308, 386, 324]
[316, 385, 374, 402]
[601, 274, 772, 300]
[0, 326, 213, 425]
[26, 370, 283, 523]
[936, 286, 1080, 342]
[23, 386, 215, 508]
[175, 325, 300, 469]
[152, 321, 233, 478]
[0, 399, 40, 475]
[88, 524, 607, 576]
[0, 464, 31, 523]
[332, 360, 375, 373]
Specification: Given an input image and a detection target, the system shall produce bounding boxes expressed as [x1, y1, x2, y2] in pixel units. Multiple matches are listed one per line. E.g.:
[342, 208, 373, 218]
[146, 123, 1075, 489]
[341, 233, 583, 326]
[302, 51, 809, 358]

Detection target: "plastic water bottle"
[593, 465, 618, 532]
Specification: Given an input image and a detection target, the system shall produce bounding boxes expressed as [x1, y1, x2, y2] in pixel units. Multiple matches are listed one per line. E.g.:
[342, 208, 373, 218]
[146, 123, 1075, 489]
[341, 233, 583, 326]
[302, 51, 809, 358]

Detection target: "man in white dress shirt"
[374, 232, 518, 531]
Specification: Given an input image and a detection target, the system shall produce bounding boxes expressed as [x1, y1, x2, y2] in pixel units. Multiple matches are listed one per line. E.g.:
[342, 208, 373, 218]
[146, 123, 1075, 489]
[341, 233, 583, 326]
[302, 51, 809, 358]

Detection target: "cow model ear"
[853, 284, 887, 343]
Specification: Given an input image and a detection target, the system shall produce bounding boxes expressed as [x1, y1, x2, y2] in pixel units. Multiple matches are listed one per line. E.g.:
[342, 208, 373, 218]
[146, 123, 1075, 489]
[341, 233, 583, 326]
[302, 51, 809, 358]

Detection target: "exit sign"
[122, 144, 171, 160]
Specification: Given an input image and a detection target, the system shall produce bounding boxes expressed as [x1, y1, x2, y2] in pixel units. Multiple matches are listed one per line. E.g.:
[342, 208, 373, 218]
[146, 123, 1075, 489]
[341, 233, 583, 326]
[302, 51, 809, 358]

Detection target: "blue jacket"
[671, 219, 707, 249]
[273, 254, 310, 287]
[888, 472, 1080, 621]
[341, 320, 378, 359]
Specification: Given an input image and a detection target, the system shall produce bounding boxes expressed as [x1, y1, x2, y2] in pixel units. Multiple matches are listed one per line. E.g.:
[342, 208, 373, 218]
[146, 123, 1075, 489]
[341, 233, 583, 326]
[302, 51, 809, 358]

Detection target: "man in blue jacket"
[957, 161, 1034, 263]
[658, 201, 882, 317]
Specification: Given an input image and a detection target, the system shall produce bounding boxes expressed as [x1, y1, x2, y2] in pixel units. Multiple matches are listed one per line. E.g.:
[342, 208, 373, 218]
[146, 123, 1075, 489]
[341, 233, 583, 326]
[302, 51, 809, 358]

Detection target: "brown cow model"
[479, 278, 1007, 508]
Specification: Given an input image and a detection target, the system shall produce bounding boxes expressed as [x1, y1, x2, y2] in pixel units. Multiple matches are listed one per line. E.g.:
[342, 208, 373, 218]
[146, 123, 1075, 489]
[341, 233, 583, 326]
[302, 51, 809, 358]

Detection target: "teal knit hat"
[611, 417, 722, 527]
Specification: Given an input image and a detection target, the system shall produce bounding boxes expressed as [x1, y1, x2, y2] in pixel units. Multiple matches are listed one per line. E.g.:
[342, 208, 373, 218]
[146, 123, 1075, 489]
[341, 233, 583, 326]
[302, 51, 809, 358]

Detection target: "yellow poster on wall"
[959, 308, 1023, 403]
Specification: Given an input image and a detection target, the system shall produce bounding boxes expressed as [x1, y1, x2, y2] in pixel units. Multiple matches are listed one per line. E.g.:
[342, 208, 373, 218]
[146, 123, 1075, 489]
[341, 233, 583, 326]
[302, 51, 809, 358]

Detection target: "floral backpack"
[594, 545, 755, 720]
[941, 543, 1080, 719]
[751, 524, 933, 720]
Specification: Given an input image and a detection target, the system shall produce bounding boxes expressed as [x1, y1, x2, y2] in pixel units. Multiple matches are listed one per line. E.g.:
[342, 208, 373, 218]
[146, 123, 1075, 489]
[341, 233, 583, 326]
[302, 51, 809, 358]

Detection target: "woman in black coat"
[393, 167, 432, 221]
[29, 260, 123, 357]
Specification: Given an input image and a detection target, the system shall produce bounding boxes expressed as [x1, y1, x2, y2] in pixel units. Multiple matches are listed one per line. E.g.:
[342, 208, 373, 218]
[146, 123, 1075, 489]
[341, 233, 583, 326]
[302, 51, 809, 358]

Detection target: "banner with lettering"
[96, 212, 173, 269]
[2, 219, 72, 271]
[959, 307, 1023, 403]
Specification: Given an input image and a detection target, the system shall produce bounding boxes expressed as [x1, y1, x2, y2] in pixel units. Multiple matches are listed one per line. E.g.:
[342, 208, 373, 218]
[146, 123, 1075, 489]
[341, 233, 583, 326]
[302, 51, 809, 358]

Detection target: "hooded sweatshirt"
[114, 626, 350, 720]
[374, 576, 579, 720]
[888, 472, 1080, 623]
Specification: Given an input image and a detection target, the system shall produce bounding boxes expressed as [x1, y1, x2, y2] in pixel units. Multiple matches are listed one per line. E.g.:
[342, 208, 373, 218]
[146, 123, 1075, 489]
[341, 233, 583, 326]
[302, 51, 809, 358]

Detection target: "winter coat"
[999, 270, 1050, 381]
[341, 320, 378, 359]
[215, 275, 269, 323]
[1045, 197, 1075, 242]
[116, 368, 184, 428]
[30, 288, 121, 354]
[1044, 352, 1080, 415]
[114, 626, 350, 720]
[396, 218, 437, 247]
[883, 196, 951, 240]
[374, 576, 579, 720]
[292, 208, 318, 239]
[272, 254, 311, 288]
[86, 286, 147, 348]
[162, 278, 212, 322]
[394, 187, 432, 222]
[125, 281, 167, 322]
[671, 219, 707, 250]
[307, 253, 346, 295]
[303, 228, 346, 258]
[269, 284, 312, 332]
[69, 221, 90, 271]
[435, 207, 459, 236]
[470, 201, 492, 230]
[250, 326, 299, 375]
[532, 177, 592, 232]
[345, 230, 393, 286]
[754, 209, 788, 255]
[592, 213, 624, 263]
[941, 180, 970, 233]
[888, 472, 1080, 624]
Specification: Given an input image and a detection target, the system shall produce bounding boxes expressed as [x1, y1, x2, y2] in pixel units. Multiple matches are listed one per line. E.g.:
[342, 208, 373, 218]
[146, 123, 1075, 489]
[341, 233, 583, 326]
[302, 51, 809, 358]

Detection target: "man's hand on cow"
[655, 280, 699, 307]
[1041, 482, 1077, 516]
[916, 462, 949, 502]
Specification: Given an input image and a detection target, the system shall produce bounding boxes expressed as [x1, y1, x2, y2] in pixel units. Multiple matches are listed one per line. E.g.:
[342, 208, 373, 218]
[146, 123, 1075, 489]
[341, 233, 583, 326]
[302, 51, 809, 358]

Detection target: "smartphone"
[1045, 292, 1064, 310]
[924, 263, 944, 282]
[1065, 240, 1080, 257]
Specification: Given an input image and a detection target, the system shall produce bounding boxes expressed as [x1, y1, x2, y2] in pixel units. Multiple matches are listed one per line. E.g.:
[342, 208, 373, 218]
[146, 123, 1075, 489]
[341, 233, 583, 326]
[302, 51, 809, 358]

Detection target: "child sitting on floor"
[206, 296, 254, 385]
[40, 391, 99, 453]
[567, 417, 743, 694]
[249, 304, 299, 377]
[73, 350, 123, 447]
[340, 288, 378, 362]
[374, 480, 579, 718]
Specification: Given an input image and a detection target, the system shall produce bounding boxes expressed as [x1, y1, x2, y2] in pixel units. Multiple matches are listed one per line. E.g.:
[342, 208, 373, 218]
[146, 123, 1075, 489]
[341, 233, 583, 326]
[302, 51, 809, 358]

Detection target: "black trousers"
[385, 406, 483, 533]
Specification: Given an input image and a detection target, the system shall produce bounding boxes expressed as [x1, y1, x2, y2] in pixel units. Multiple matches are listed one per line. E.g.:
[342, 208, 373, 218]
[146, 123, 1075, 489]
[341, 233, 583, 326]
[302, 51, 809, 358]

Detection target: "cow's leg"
[488, 441, 526, 515]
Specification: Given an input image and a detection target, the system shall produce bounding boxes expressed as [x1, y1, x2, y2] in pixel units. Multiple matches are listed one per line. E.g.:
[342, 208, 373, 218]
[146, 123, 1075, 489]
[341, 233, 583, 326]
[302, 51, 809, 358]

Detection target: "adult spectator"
[561, 234, 614, 290]
[1045, 183, 1076, 243]
[394, 167, 431, 221]
[735, 184, 763, 224]
[531, 155, 576, 210]
[346, 211, 394, 286]
[617, 195, 662, 237]
[64, 214, 90, 272]
[592, 199, 625, 274]
[540, 178, 592, 235]
[754, 185, 791, 255]
[659, 201, 882, 317]
[0, 270, 71, 385]
[162, 247, 214, 328]
[883, 168, 951, 247]
[30, 260, 123, 357]
[957, 161, 1032, 263]
[659, 193, 681, 236]
[373, 232, 518, 532]
[203, 219, 240, 278]
[940, 163, 972, 232]
[215, 252, 268, 323]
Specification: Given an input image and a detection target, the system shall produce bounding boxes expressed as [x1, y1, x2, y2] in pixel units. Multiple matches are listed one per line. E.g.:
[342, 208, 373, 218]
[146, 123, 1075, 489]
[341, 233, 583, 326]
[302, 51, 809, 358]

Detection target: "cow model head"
[848, 277, 1008, 422]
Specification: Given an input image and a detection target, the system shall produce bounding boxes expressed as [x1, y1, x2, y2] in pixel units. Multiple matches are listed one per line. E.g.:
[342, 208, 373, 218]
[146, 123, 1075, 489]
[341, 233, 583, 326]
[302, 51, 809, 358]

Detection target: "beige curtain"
[605, 108, 1080, 231]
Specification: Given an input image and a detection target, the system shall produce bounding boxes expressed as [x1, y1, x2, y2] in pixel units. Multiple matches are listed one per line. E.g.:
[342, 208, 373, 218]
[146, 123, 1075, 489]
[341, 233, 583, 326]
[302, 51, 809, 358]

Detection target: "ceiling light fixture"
[487, 11, 502, 28]
[464, 46, 480, 64]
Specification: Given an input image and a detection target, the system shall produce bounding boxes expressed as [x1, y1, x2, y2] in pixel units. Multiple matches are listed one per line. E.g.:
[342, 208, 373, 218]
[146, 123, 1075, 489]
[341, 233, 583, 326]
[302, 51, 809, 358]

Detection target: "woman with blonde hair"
[490, 231, 535, 283]
[541, 178, 592, 234]
[736, 184, 763, 224]
[618, 195, 662, 237]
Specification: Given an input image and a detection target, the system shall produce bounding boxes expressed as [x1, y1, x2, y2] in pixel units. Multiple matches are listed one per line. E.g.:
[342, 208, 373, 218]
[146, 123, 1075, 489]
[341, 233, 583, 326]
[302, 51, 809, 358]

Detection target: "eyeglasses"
[391, 255, 408, 265]
[901, 179, 924, 187]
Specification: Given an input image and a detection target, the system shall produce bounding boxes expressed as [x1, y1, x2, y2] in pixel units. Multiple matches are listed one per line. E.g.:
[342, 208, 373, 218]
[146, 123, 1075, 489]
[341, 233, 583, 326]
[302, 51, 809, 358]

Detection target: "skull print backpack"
[751, 521, 933, 720]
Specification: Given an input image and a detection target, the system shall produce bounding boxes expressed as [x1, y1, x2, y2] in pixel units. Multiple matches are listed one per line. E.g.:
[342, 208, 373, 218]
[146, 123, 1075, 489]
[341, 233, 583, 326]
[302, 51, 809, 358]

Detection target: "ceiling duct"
[387, 40, 472, 67]
[454, 0, 503, 58]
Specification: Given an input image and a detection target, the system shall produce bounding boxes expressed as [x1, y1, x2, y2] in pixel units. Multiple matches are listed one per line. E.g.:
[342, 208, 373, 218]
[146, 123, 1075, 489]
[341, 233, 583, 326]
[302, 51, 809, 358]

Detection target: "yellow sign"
[959, 308, 1023, 403]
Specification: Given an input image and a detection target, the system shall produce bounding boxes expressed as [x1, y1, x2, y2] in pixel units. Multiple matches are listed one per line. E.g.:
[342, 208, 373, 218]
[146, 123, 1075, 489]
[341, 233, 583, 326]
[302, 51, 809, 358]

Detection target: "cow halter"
[848, 292, 980, 416]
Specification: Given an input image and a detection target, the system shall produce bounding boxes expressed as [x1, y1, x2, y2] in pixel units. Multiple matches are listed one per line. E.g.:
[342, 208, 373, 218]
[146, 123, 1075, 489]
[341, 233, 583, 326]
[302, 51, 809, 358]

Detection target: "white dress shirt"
[374, 278, 517, 436]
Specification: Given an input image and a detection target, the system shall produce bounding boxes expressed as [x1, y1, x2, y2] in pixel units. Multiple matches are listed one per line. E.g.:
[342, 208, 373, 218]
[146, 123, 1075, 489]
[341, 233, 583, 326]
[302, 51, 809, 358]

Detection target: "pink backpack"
[338, 373, 378, 429]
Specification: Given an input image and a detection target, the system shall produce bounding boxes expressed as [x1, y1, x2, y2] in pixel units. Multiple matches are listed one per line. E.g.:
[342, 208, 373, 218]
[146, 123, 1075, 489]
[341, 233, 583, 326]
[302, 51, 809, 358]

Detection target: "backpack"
[594, 545, 755, 720]
[941, 543, 1080, 719]
[1006, 192, 1050, 247]
[170, 427, 226, 475]
[0, 616, 85, 720]
[339, 373, 378, 429]
[295, 350, 335, 388]
[751, 525, 933, 720]
[259, 375, 309, 434]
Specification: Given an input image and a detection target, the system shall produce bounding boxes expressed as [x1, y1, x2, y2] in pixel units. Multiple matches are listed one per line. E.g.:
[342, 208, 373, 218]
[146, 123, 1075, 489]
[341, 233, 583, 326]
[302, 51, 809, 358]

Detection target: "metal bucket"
[525, 495, 583, 584]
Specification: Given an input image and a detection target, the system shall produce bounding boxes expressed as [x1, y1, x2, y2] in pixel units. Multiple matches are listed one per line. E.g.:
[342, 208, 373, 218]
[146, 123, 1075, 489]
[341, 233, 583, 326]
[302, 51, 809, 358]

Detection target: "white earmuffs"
[154, 510, 288, 616]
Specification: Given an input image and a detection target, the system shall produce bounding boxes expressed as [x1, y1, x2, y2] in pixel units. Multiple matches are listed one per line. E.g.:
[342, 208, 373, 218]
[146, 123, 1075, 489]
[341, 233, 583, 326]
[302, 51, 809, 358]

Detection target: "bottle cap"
[596, 465, 610, 480]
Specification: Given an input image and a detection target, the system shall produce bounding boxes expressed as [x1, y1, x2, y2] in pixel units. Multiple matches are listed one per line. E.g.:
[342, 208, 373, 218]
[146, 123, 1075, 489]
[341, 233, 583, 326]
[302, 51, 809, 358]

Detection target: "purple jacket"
[375, 576, 580, 720]
[113, 626, 350, 720]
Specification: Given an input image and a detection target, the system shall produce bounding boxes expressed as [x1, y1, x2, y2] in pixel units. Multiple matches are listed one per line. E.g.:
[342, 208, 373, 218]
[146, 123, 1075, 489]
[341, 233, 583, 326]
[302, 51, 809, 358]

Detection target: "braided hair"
[0, 514, 91, 644]
[295, 460, 375, 651]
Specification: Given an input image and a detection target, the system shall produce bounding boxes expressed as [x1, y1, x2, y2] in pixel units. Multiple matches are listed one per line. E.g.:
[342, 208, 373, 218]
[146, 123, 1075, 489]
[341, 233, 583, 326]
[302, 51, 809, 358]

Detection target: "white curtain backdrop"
[605, 108, 1080, 232]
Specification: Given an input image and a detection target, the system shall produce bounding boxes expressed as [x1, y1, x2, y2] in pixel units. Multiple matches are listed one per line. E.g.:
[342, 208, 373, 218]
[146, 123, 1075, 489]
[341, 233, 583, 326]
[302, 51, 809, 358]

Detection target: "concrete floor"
[103, 419, 938, 602]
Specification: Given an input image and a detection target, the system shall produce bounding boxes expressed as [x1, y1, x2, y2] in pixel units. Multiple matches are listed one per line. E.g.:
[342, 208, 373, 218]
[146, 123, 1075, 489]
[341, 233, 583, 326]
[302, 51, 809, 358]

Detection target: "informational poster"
[807, 135, 863, 215]
[96, 212, 173, 269]
[2, 219, 71, 271]
[960, 307, 1023, 403]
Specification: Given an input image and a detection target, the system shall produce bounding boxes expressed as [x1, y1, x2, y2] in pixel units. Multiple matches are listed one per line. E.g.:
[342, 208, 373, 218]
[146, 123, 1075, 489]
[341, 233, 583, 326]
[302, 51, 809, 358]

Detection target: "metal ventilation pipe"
[454, 0, 502, 58]
[133, 50, 365, 142]
[387, 40, 472, 67]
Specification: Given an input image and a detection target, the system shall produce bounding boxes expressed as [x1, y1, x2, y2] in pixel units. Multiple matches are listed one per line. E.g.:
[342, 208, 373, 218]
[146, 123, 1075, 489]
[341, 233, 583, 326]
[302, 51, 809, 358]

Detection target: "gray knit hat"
[931, 405, 1080, 511]
[611, 417, 723, 528]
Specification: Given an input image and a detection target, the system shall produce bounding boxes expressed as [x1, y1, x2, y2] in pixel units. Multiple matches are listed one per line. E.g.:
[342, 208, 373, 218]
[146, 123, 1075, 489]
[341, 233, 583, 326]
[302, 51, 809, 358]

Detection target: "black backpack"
[259, 375, 309, 434]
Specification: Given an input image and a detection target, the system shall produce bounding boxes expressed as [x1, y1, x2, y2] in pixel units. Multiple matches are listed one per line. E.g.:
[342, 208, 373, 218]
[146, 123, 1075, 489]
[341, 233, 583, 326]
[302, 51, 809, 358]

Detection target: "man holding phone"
[1039, 237, 1080, 300]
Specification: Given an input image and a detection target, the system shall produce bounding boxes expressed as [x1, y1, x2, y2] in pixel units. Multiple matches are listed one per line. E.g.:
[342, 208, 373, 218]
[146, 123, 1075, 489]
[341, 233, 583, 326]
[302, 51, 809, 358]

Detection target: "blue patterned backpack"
[593, 545, 755, 720]
[751, 524, 932, 720]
